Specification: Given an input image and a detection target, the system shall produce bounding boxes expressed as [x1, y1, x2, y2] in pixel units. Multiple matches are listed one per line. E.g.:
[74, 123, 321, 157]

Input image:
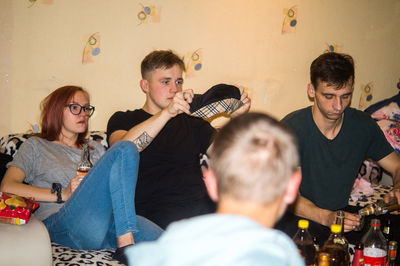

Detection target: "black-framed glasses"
[66, 103, 95, 117]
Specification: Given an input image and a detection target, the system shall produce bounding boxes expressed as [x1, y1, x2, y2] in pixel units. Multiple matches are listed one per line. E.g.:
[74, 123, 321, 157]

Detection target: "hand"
[66, 175, 85, 197]
[384, 187, 400, 214]
[164, 89, 194, 117]
[231, 86, 251, 118]
[325, 211, 360, 232]
[343, 212, 361, 232]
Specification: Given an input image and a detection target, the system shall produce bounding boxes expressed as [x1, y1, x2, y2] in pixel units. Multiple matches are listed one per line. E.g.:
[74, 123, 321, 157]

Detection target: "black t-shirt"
[107, 109, 216, 228]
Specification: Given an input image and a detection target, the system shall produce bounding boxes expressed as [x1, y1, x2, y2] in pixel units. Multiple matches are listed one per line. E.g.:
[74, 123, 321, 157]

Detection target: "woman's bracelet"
[51, 183, 64, 203]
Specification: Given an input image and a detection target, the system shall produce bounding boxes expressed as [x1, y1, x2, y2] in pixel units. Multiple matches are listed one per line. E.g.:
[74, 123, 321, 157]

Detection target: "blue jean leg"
[43, 141, 163, 249]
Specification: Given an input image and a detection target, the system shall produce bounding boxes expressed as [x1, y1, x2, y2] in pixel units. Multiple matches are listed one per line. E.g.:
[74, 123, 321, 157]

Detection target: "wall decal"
[359, 82, 374, 110]
[82, 32, 101, 64]
[184, 49, 203, 78]
[325, 43, 341, 53]
[28, 0, 53, 8]
[282, 6, 298, 34]
[137, 4, 161, 25]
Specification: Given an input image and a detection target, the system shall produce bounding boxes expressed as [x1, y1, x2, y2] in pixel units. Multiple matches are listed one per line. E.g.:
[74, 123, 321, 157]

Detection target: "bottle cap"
[298, 219, 309, 229]
[389, 241, 398, 248]
[331, 224, 341, 233]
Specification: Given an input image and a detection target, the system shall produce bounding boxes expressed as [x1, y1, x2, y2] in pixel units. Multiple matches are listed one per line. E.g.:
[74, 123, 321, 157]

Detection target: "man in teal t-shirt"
[276, 52, 400, 245]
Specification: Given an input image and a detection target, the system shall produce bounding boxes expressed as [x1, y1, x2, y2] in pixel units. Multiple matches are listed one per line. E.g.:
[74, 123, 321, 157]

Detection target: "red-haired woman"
[0, 86, 162, 263]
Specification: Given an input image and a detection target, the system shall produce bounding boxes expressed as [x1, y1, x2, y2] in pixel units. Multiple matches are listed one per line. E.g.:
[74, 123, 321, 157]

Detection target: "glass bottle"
[292, 219, 317, 265]
[334, 211, 349, 251]
[319, 224, 350, 266]
[387, 241, 397, 266]
[317, 252, 330, 266]
[382, 218, 392, 244]
[351, 242, 364, 266]
[361, 219, 387, 266]
[313, 236, 320, 253]
[358, 198, 400, 216]
[77, 143, 92, 176]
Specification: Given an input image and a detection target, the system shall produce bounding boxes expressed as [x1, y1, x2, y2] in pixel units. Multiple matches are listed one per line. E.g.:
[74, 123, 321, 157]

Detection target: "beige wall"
[1, 0, 400, 137]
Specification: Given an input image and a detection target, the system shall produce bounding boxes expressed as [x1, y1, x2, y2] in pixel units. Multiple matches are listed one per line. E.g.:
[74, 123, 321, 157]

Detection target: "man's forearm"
[292, 194, 333, 227]
[109, 110, 172, 151]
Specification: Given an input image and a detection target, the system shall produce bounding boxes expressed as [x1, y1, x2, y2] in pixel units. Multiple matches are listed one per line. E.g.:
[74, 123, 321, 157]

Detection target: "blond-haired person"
[124, 112, 304, 266]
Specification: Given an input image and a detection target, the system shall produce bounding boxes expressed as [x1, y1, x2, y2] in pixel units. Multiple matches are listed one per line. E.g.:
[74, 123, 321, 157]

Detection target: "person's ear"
[307, 83, 316, 99]
[203, 169, 218, 202]
[283, 169, 302, 205]
[140, 79, 149, 93]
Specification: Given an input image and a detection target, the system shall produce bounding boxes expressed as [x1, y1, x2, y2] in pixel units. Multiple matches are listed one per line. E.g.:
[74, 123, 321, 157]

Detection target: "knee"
[111, 141, 139, 158]
[111, 140, 139, 156]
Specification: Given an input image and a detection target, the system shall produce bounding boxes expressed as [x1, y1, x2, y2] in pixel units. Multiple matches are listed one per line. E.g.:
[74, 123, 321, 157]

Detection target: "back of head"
[141, 50, 185, 80]
[39, 85, 89, 146]
[310, 52, 354, 89]
[208, 112, 299, 204]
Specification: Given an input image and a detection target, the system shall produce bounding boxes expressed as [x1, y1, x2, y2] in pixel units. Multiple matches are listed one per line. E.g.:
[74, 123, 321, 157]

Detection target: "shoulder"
[109, 109, 142, 120]
[281, 107, 312, 136]
[281, 107, 311, 124]
[345, 107, 378, 128]
[22, 136, 48, 150]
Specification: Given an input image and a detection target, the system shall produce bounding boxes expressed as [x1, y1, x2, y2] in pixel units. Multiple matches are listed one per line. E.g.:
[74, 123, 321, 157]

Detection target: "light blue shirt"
[126, 214, 305, 266]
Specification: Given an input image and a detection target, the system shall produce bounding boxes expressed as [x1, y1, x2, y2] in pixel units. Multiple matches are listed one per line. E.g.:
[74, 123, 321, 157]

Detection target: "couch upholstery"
[0, 131, 124, 266]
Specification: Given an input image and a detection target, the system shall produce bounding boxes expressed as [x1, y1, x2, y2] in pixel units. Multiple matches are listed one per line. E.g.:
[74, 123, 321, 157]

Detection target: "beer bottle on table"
[382, 218, 393, 244]
[292, 219, 317, 265]
[387, 241, 397, 266]
[317, 252, 330, 266]
[361, 218, 387, 266]
[77, 143, 92, 176]
[351, 242, 364, 266]
[319, 224, 350, 266]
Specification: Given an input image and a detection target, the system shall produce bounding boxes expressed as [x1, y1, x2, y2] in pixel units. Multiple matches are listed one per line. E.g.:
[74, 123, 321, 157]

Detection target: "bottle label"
[389, 249, 396, 260]
[364, 256, 385, 265]
[364, 247, 386, 266]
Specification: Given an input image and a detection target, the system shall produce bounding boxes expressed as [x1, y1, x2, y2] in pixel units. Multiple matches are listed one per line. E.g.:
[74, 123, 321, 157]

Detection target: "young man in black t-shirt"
[107, 50, 250, 229]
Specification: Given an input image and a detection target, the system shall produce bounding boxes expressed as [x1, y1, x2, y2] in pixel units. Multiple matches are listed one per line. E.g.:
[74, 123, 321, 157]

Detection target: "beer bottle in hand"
[77, 143, 92, 176]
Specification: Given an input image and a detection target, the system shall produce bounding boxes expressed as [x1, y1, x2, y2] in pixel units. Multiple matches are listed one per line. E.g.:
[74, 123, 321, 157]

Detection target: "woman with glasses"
[0, 85, 162, 263]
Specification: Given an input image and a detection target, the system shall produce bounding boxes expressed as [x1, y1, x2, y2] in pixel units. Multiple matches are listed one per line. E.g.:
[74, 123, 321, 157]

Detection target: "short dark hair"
[141, 50, 185, 79]
[310, 52, 354, 90]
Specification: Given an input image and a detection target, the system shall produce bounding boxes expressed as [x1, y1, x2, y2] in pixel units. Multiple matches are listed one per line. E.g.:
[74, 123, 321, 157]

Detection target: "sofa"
[0, 131, 124, 266]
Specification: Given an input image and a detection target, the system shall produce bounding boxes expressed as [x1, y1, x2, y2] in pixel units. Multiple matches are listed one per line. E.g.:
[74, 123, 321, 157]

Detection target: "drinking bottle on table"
[351, 242, 364, 266]
[382, 218, 392, 244]
[319, 224, 350, 266]
[361, 219, 387, 266]
[293, 219, 317, 265]
[318, 252, 330, 266]
[77, 143, 92, 176]
[387, 241, 397, 266]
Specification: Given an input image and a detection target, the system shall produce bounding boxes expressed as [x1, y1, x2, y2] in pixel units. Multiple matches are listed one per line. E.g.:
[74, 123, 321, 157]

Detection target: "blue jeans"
[43, 141, 163, 249]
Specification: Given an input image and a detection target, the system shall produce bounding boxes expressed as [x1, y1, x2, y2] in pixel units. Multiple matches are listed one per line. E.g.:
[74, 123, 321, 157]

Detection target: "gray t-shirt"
[7, 137, 105, 220]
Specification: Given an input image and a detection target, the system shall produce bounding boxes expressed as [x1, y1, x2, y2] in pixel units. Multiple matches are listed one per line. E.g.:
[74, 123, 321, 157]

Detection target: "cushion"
[0, 131, 108, 158]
